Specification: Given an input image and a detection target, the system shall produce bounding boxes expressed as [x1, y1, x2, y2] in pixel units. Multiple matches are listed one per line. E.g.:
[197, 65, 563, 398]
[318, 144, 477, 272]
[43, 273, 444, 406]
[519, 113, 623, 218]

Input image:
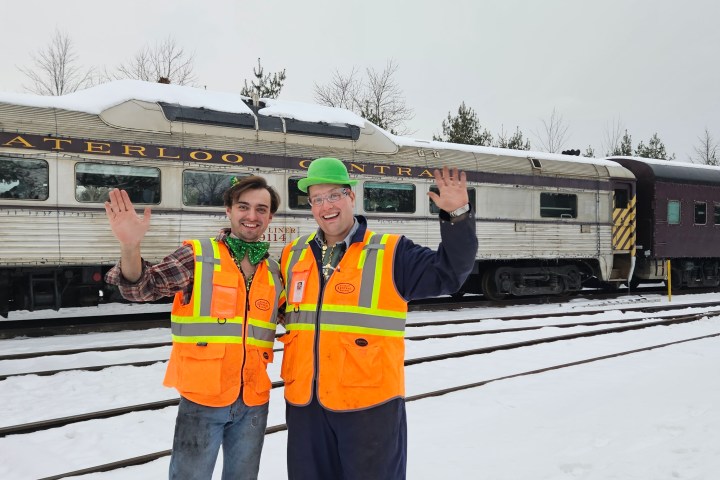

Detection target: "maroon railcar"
[610, 156, 720, 288]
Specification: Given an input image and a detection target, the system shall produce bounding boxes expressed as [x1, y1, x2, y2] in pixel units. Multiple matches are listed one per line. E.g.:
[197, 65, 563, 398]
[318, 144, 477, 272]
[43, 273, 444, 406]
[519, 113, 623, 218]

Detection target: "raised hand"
[427, 166, 469, 213]
[104, 188, 152, 248]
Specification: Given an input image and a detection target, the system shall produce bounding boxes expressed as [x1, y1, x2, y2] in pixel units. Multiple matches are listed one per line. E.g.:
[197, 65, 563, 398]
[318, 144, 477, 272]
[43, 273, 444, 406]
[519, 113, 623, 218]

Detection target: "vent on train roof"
[284, 118, 360, 140]
[159, 102, 360, 140]
[160, 103, 256, 129]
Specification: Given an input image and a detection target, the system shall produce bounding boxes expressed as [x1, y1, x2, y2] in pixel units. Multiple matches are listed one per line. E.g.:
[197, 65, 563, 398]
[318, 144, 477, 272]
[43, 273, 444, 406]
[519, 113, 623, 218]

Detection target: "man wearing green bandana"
[105, 176, 285, 480]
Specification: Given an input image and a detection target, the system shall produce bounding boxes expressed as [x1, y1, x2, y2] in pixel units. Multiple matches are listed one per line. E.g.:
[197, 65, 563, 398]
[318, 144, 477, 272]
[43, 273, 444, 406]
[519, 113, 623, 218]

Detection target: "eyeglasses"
[309, 188, 349, 207]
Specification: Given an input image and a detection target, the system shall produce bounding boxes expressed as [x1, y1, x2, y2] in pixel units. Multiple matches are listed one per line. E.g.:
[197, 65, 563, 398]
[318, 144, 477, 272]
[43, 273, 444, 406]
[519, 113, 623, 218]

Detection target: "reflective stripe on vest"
[171, 238, 283, 347]
[284, 232, 406, 337]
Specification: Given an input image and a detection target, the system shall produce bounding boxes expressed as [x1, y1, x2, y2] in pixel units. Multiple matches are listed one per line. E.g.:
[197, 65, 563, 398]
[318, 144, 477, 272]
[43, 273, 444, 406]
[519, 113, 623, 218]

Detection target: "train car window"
[694, 202, 707, 225]
[0, 157, 49, 200]
[429, 187, 476, 215]
[667, 200, 681, 225]
[614, 189, 628, 209]
[183, 171, 241, 206]
[288, 177, 311, 210]
[364, 182, 416, 213]
[715, 204, 720, 225]
[75, 163, 160, 204]
[540, 193, 577, 218]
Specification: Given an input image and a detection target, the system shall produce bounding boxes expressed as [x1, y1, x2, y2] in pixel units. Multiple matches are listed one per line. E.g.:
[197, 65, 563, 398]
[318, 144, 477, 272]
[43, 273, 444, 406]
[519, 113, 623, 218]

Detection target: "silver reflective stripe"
[248, 324, 276, 343]
[285, 235, 312, 291]
[266, 259, 284, 325]
[172, 322, 243, 337]
[286, 310, 316, 327]
[196, 238, 219, 317]
[285, 309, 403, 332]
[322, 311, 404, 331]
[358, 233, 385, 309]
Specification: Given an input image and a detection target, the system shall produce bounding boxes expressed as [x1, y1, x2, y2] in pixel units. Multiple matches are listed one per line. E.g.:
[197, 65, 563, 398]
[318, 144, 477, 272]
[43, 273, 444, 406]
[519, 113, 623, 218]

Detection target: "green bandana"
[225, 237, 269, 266]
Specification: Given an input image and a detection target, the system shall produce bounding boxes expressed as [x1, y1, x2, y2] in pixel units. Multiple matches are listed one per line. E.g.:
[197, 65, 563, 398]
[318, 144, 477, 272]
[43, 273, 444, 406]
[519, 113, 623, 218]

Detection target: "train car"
[0, 80, 636, 316]
[609, 156, 720, 288]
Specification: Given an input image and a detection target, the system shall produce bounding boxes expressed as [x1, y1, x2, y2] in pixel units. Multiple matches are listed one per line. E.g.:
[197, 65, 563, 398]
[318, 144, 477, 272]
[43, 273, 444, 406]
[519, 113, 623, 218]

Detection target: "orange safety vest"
[163, 238, 284, 407]
[280, 230, 408, 411]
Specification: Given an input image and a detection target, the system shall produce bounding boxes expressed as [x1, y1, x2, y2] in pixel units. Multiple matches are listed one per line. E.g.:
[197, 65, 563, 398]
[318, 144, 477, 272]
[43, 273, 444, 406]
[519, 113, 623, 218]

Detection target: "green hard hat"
[297, 157, 358, 193]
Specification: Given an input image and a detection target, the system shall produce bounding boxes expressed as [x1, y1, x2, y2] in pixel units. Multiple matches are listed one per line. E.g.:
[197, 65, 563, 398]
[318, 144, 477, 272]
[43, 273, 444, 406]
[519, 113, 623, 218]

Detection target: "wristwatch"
[449, 203, 471, 217]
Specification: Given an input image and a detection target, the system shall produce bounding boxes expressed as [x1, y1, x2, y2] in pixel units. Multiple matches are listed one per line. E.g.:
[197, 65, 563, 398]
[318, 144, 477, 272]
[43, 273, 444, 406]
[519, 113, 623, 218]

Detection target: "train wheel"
[481, 269, 507, 301]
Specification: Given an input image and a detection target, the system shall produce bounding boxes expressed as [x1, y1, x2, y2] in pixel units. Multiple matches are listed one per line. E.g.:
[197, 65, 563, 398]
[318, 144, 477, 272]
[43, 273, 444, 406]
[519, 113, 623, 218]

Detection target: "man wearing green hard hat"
[279, 157, 477, 480]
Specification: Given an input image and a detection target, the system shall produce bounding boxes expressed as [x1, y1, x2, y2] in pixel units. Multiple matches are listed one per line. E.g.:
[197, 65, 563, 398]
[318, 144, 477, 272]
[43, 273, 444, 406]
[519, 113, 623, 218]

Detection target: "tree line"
[16, 30, 718, 165]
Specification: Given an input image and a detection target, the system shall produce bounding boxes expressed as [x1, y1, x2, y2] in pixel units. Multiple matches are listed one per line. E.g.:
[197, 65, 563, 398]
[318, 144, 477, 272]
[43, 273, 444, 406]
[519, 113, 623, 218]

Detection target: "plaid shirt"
[105, 229, 233, 303]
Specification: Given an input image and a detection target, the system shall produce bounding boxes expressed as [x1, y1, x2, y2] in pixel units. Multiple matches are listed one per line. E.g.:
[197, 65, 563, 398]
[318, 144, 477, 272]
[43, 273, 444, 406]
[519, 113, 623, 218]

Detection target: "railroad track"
[3, 309, 718, 437]
[4, 298, 720, 479]
[27, 328, 720, 480]
[3, 299, 719, 371]
[1, 284, 707, 339]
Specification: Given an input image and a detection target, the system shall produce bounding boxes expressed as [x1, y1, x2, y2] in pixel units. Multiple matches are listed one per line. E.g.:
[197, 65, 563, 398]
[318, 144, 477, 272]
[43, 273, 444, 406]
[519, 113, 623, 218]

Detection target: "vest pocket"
[246, 348, 274, 394]
[211, 271, 239, 318]
[339, 334, 383, 387]
[279, 331, 299, 384]
[176, 343, 226, 395]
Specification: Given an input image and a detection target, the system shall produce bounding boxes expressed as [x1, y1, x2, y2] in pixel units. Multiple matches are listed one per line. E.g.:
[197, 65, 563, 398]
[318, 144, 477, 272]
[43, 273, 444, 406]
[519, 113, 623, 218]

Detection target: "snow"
[260, 98, 366, 128]
[0, 80, 365, 129]
[0, 80, 253, 116]
[1, 292, 719, 479]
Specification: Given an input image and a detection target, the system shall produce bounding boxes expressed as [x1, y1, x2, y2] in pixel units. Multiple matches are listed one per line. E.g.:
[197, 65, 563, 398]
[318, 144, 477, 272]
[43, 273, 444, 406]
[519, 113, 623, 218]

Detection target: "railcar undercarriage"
[631, 257, 720, 289]
[465, 262, 588, 300]
[0, 266, 104, 318]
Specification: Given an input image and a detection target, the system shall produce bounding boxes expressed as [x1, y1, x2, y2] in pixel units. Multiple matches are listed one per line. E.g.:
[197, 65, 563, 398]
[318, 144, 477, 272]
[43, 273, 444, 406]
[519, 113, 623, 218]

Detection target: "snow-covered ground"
[1, 292, 719, 479]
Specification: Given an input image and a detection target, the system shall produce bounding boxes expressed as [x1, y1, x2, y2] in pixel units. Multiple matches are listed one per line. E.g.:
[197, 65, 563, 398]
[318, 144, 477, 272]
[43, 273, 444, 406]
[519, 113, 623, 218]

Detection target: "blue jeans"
[168, 396, 269, 480]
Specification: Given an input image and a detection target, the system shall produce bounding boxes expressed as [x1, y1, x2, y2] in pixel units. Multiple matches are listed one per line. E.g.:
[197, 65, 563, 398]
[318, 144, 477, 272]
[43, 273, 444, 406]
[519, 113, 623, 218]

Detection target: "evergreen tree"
[635, 133, 675, 160]
[433, 102, 493, 146]
[495, 125, 530, 150]
[240, 58, 286, 99]
[611, 130, 633, 156]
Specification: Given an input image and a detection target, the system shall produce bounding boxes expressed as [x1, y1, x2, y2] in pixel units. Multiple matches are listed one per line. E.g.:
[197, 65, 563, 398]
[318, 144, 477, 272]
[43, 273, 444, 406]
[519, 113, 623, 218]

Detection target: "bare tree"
[18, 29, 94, 95]
[691, 128, 719, 165]
[313, 68, 363, 110]
[360, 60, 414, 134]
[314, 60, 414, 135]
[113, 37, 197, 85]
[534, 108, 569, 153]
[603, 117, 624, 156]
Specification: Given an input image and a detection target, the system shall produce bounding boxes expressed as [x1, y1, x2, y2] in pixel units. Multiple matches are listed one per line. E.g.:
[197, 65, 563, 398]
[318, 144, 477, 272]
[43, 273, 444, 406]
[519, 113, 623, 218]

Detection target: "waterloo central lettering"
[0, 131, 440, 180]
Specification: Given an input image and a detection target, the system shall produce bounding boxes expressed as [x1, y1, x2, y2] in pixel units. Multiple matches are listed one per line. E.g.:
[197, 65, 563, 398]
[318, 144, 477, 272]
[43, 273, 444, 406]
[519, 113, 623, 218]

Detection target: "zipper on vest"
[312, 255, 326, 399]
[239, 269, 251, 400]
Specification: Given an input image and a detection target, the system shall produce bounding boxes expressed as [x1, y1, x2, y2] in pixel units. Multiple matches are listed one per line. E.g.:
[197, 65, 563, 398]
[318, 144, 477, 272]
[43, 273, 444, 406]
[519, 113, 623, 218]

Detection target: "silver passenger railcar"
[0, 80, 636, 316]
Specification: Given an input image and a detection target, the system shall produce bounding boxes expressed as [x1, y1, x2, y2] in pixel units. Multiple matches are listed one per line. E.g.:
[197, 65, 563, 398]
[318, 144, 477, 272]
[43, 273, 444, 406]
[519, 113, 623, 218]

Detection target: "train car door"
[610, 182, 636, 281]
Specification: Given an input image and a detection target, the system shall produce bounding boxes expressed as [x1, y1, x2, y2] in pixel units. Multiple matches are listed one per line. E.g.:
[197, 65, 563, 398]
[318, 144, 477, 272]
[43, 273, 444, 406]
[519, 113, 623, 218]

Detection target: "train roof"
[608, 156, 720, 186]
[0, 80, 366, 126]
[0, 80, 627, 173]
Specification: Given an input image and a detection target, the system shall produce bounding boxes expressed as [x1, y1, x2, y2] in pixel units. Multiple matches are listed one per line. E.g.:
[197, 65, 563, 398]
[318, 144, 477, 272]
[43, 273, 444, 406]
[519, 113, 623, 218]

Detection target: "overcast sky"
[2, 0, 719, 160]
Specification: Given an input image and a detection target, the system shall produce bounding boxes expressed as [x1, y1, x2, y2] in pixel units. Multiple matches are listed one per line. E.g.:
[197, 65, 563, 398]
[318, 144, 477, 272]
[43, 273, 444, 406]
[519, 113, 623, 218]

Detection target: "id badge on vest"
[290, 270, 309, 304]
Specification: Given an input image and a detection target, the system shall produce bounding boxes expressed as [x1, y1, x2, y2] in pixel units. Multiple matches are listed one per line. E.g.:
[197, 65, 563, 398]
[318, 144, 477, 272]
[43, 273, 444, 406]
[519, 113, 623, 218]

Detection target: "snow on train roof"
[391, 133, 622, 167]
[0, 80, 253, 116]
[0, 80, 366, 128]
[608, 155, 719, 171]
[0, 80, 629, 169]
